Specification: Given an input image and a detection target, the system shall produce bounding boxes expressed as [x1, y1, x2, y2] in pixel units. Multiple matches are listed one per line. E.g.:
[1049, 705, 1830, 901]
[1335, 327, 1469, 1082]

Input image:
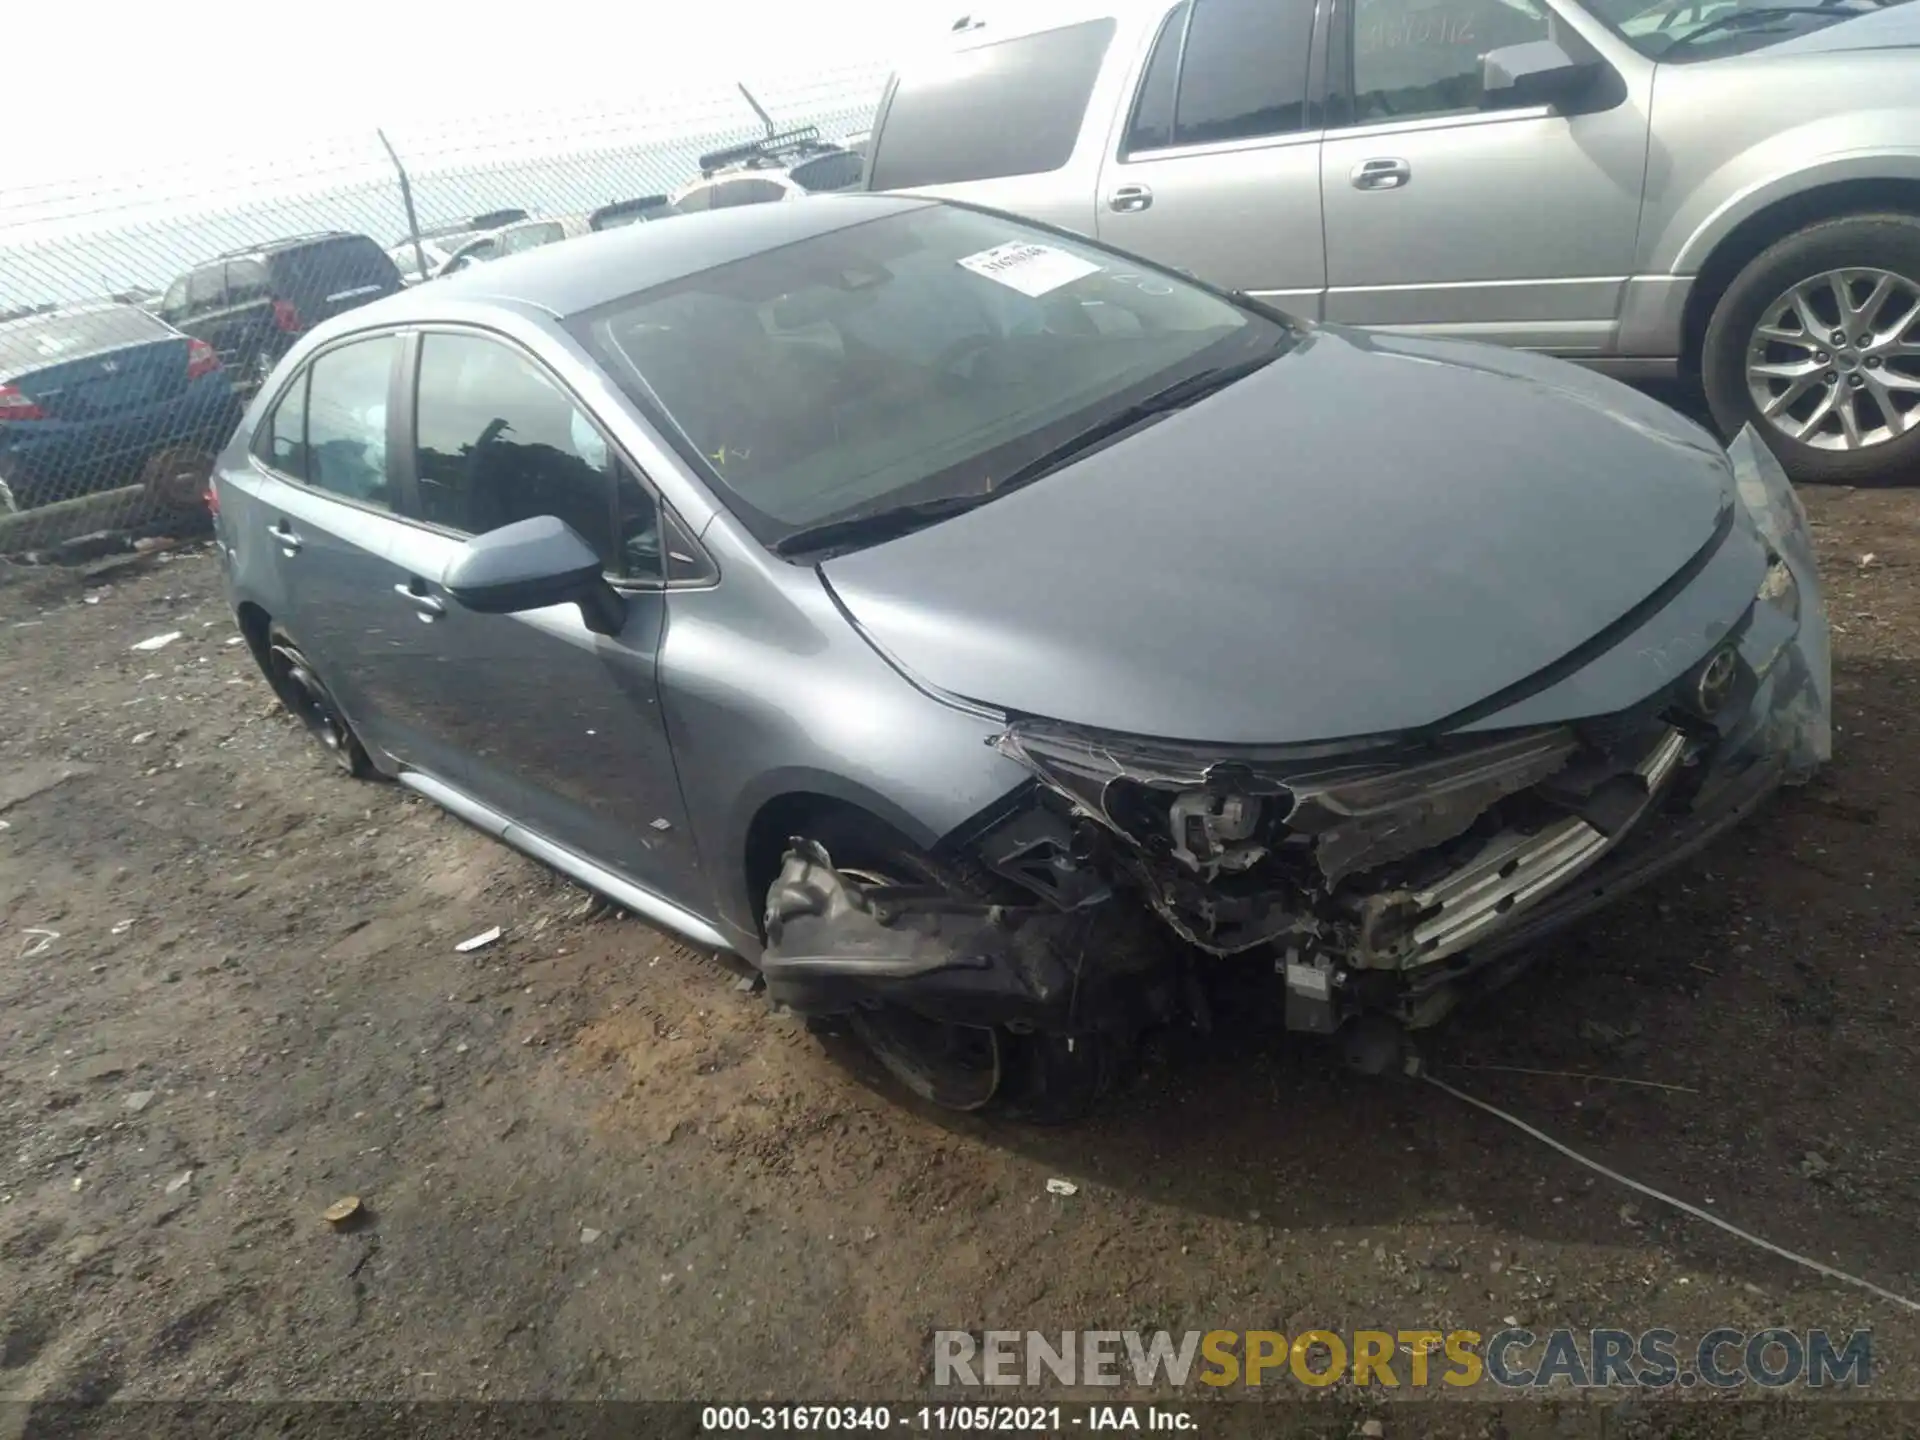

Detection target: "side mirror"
[442, 515, 626, 636]
[1482, 40, 1600, 110]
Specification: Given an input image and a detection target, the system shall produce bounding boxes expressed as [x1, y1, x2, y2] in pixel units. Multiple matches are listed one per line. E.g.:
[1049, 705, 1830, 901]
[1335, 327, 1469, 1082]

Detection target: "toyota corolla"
[210, 195, 1831, 1120]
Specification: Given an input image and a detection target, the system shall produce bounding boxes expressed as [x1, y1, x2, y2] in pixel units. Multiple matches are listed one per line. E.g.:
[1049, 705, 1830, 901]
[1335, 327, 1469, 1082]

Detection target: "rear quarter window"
[866, 18, 1117, 190]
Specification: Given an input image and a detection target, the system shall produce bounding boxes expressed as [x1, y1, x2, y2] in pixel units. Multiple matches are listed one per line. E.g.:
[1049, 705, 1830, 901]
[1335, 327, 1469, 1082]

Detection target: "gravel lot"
[2, 476, 1918, 1425]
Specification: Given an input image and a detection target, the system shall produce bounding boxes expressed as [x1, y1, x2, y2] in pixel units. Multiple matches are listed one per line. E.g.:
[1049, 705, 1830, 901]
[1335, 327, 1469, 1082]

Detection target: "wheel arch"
[1679, 175, 1920, 377]
[235, 599, 274, 676]
[739, 786, 937, 944]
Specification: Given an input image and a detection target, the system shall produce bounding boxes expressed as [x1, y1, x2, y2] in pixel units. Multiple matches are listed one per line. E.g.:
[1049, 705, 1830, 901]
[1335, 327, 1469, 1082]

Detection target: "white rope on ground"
[1422, 1069, 1920, 1315]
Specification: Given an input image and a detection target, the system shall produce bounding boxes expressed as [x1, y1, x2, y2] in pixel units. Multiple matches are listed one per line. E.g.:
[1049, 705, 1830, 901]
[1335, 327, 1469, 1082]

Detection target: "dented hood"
[820, 326, 1753, 745]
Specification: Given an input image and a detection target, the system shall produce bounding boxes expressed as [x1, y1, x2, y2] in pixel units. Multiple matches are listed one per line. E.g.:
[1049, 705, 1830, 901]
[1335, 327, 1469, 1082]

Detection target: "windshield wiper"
[1662, 1, 1861, 49]
[985, 353, 1279, 494]
[772, 354, 1277, 559]
[771, 490, 999, 557]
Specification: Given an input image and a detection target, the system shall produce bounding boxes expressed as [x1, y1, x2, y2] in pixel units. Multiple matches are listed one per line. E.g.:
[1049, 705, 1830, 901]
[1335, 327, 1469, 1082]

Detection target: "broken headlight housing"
[1728, 426, 1832, 774]
[993, 721, 1578, 896]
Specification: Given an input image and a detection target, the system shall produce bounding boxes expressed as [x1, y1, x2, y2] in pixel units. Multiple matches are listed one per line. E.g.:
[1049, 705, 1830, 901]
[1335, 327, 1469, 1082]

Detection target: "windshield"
[574, 205, 1287, 545]
[1586, 0, 1905, 57]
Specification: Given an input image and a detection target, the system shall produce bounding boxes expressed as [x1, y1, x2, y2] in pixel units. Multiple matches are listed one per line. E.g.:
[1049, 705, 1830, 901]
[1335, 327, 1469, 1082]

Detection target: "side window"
[304, 336, 399, 509]
[186, 267, 225, 315]
[160, 277, 190, 323]
[1170, 0, 1316, 147]
[1124, 2, 1190, 154]
[226, 260, 270, 303]
[413, 333, 621, 567]
[613, 466, 666, 583]
[1351, 0, 1550, 123]
[500, 222, 564, 253]
[865, 19, 1117, 189]
[259, 368, 310, 478]
[672, 183, 715, 214]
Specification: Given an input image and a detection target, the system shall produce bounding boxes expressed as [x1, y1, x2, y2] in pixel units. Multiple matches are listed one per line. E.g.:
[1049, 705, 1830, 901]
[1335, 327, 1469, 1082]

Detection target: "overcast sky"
[8, 0, 945, 197]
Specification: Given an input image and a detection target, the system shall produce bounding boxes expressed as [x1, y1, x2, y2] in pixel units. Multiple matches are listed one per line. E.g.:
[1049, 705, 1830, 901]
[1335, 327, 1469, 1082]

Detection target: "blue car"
[0, 303, 244, 512]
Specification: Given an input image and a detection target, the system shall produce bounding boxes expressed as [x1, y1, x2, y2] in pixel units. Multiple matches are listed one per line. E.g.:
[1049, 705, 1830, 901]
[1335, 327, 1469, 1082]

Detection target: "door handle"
[394, 580, 446, 621]
[268, 519, 302, 555]
[1350, 158, 1411, 191]
[1107, 184, 1154, 214]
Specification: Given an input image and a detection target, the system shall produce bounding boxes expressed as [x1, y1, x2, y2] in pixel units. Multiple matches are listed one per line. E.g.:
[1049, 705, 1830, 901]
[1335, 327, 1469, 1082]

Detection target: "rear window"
[269, 238, 400, 300]
[0, 306, 172, 375]
[867, 19, 1117, 190]
[789, 150, 865, 193]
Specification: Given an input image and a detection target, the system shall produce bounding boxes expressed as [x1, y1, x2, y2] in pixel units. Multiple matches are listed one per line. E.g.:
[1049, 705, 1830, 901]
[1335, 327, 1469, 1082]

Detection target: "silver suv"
[864, 0, 1920, 484]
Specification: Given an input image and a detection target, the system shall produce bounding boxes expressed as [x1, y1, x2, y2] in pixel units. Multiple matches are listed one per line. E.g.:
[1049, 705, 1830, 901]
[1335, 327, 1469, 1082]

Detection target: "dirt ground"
[3, 465, 1920, 1423]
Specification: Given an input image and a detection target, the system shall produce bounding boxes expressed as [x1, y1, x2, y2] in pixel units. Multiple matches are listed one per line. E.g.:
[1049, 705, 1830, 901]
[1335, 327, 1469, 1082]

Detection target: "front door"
[1318, 0, 1650, 351]
[1095, 0, 1327, 311]
[380, 329, 702, 906]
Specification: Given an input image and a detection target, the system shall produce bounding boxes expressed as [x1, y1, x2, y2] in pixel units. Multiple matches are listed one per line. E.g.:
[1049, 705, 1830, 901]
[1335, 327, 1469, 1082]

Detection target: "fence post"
[377, 128, 430, 282]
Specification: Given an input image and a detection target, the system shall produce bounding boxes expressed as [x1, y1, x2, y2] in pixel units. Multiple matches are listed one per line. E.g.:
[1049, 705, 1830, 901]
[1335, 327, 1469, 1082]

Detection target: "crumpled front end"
[762, 427, 1831, 1046]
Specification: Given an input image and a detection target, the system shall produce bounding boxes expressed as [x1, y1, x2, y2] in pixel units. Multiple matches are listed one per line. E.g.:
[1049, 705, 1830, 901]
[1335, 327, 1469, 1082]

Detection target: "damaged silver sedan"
[215, 195, 1831, 1122]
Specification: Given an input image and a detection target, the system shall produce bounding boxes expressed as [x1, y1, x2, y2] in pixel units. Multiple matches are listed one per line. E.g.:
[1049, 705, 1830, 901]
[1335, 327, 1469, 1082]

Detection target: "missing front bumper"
[759, 840, 1174, 1035]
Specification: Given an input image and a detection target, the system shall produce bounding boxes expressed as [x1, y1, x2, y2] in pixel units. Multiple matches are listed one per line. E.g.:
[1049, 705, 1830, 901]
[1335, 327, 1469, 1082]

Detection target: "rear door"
[1094, 0, 1327, 310]
[237, 332, 440, 769]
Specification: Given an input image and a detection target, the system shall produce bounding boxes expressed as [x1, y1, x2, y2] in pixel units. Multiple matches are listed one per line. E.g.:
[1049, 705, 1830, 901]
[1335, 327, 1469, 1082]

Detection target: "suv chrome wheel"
[1745, 267, 1920, 452]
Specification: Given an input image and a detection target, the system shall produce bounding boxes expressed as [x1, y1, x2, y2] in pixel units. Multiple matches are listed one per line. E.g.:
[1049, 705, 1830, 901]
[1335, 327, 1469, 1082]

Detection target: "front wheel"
[785, 811, 1129, 1124]
[1702, 213, 1920, 485]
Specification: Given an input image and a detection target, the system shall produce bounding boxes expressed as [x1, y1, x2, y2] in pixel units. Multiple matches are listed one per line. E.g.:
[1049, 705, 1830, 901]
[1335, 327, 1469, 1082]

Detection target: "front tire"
[1702, 213, 1920, 485]
[786, 810, 1127, 1124]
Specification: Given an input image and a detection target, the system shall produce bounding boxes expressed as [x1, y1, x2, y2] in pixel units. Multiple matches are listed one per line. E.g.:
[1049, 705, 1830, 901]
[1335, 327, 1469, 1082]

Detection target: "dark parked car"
[210, 197, 1830, 1119]
[160, 232, 401, 390]
[0, 303, 242, 512]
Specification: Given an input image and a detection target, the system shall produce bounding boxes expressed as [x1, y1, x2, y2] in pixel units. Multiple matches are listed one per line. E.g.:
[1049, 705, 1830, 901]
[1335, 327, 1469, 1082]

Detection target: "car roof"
[343, 193, 934, 323]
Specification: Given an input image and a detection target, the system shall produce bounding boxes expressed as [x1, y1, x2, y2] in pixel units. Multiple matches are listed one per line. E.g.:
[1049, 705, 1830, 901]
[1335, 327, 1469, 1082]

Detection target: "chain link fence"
[0, 68, 884, 558]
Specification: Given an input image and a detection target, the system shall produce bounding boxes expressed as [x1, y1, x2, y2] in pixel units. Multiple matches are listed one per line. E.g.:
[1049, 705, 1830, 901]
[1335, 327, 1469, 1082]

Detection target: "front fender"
[656, 553, 1032, 955]
[1649, 120, 1920, 277]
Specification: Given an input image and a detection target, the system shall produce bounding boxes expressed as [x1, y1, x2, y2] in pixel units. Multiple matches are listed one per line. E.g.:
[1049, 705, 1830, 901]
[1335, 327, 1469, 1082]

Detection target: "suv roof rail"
[210, 230, 359, 260]
[698, 125, 838, 177]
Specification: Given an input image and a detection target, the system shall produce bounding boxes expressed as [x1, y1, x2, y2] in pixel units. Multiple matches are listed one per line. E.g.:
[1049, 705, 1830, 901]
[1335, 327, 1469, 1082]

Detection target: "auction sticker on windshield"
[958, 242, 1101, 297]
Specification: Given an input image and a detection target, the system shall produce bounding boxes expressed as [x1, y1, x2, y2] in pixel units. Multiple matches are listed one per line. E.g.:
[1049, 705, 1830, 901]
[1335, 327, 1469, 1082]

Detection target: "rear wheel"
[262, 625, 374, 778]
[1703, 213, 1920, 485]
[786, 810, 1127, 1124]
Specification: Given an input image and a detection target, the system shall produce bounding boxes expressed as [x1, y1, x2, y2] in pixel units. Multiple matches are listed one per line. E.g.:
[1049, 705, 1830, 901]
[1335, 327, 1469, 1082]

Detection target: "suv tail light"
[272, 299, 302, 333]
[186, 338, 222, 380]
[0, 383, 45, 420]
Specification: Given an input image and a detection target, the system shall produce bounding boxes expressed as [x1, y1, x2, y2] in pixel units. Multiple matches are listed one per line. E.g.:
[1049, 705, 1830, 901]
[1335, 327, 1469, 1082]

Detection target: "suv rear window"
[268, 238, 400, 303]
[867, 19, 1116, 190]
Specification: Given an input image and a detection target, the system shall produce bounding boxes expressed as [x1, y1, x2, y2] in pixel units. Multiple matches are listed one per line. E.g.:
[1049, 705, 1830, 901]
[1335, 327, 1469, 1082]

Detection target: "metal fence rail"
[0, 69, 883, 555]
